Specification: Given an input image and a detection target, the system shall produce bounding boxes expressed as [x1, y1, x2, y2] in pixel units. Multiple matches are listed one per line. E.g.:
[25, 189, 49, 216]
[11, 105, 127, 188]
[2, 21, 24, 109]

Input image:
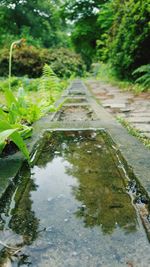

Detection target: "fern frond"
[133, 64, 150, 88]
[39, 64, 61, 93]
[133, 64, 150, 75]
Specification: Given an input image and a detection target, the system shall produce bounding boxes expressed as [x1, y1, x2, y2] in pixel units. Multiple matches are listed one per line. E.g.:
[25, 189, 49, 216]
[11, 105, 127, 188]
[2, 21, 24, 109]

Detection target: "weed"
[117, 116, 150, 149]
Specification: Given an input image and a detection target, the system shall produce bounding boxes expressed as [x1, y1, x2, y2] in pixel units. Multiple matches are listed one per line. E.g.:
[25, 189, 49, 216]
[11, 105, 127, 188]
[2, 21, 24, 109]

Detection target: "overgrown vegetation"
[97, 0, 150, 83]
[62, 0, 150, 90]
[0, 41, 65, 161]
[92, 62, 146, 93]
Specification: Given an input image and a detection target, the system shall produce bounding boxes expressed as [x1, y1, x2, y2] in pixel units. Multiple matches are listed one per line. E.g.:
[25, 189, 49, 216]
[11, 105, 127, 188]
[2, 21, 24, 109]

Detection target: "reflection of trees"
[35, 132, 64, 168]
[36, 130, 138, 235]
[9, 164, 39, 245]
[0, 129, 138, 264]
[0, 163, 39, 266]
[35, 131, 80, 167]
[0, 164, 39, 244]
[63, 131, 138, 234]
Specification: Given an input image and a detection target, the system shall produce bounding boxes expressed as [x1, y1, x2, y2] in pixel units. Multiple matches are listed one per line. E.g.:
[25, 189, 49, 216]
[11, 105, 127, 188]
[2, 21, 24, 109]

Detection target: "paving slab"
[131, 123, 150, 132]
[87, 79, 150, 138]
[127, 117, 150, 123]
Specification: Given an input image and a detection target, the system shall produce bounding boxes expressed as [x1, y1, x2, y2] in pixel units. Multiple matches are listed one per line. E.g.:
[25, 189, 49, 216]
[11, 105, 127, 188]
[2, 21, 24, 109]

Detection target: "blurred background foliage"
[0, 0, 149, 87]
[0, 46, 85, 78]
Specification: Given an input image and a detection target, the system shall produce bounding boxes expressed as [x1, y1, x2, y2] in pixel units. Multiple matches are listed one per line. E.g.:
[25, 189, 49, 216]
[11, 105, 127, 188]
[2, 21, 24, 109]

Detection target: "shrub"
[42, 48, 86, 78]
[0, 46, 86, 78]
[109, 0, 150, 79]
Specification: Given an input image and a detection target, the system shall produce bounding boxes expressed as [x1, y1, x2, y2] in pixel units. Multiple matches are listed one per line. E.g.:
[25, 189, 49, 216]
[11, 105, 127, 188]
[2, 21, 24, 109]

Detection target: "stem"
[9, 42, 15, 91]
[9, 39, 23, 90]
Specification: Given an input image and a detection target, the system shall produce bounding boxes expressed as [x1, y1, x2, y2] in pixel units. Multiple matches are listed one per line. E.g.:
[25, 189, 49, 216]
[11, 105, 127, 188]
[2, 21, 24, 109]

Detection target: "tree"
[0, 0, 68, 48]
[104, 0, 150, 78]
[94, 0, 150, 80]
[96, 0, 115, 61]
[62, 0, 105, 67]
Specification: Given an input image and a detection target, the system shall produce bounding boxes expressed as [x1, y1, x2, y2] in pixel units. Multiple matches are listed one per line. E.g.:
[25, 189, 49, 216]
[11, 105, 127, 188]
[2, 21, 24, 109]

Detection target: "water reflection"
[0, 130, 139, 266]
[36, 131, 137, 234]
[9, 165, 39, 245]
[0, 164, 39, 265]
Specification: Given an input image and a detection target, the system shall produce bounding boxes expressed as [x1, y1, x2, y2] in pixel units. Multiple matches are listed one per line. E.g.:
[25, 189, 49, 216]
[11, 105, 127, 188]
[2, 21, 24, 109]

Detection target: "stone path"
[87, 80, 150, 138]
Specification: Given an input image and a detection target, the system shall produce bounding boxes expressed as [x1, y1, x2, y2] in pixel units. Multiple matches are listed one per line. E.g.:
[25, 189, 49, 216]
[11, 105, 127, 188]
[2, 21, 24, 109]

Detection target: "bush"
[0, 45, 86, 78]
[109, 0, 150, 79]
[42, 48, 86, 78]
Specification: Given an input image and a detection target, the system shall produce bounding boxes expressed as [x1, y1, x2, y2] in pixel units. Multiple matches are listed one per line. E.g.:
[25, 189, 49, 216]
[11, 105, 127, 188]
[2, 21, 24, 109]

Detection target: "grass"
[117, 116, 150, 149]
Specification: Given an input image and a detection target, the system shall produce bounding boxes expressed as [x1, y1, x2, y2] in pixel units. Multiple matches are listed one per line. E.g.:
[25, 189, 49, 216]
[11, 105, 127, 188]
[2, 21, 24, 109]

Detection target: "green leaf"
[19, 125, 33, 139]
[10, 131, 30, 161]
[0, 120, 30, 161]
[4, 88, 17, 108]
[0, 107, 7, 120]
[0, 128, 17, 153]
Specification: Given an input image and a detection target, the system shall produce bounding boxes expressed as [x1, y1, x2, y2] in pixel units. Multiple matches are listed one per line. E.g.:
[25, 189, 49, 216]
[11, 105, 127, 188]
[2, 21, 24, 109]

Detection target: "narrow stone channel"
[0, 80, 150, 267]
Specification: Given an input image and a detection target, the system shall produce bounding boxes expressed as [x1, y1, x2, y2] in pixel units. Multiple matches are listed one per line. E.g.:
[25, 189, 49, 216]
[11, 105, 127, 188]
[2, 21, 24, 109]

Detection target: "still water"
[0, 130, 150, 266]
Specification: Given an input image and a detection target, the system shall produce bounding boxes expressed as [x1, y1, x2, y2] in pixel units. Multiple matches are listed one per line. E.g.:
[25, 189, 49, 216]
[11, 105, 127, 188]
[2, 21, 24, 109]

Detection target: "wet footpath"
[0, 80, 150, 267]
[87, 79, 150, 138]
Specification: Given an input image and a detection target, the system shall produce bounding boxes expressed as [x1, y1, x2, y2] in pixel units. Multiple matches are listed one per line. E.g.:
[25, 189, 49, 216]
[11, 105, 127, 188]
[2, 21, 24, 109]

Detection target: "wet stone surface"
[87, 80, 150, 138]
[0, 130, 150, 267]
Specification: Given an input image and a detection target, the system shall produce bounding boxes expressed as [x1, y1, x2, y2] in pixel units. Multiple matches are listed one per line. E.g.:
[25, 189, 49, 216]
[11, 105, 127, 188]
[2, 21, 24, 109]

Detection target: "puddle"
[0, 130, 150, 266]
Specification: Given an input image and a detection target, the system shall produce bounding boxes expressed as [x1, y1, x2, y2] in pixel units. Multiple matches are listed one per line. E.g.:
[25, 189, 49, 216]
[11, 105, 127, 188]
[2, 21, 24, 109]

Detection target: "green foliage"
[95, 0, 150, 90]
[94, 62, 146, 93]
[0, 0, 69, 49]
[108, 0, 150, 79]
[0, 128, 17, 152]
[40, 64, 61, 93]
[0, 86, 32, 161]
[0, 77, 40, 93]
[62, 0, 104, 67]
[0, 46, 85, 78]
[70, 15, 100, 67]
[46, 48, 86, 77]
[0, 60, 66, 158]
[132, 64, 150, 88]
[96, 0, 115, 61]
[0, 83, 56, 159]
[0, 120, 30, 160]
